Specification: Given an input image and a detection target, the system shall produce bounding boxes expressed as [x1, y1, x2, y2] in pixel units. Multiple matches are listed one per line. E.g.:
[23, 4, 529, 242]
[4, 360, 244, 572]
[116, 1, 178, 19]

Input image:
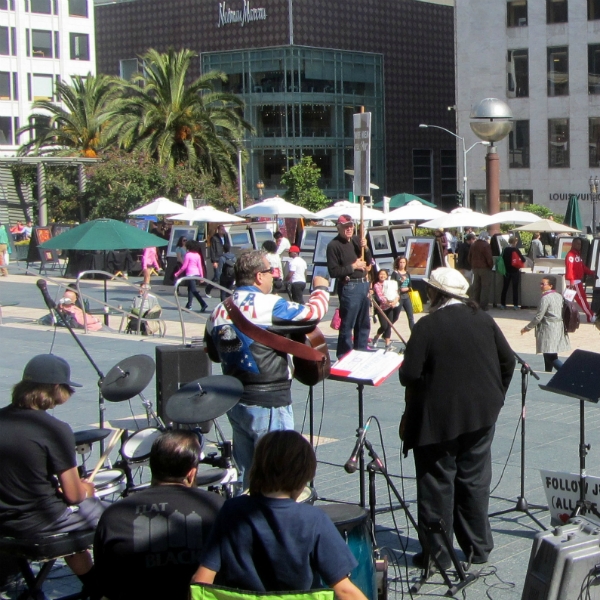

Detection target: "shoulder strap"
[223, 297, 325, 362]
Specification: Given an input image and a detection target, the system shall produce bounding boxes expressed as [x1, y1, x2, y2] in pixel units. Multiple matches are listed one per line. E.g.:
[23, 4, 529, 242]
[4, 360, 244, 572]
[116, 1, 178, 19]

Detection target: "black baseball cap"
[22, 354, 82, 387]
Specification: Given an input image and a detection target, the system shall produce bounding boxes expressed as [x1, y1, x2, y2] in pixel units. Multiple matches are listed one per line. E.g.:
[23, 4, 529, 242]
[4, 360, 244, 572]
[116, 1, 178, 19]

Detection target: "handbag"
[511, 251, 525, 269]
[408, 288, 423, 314]
[494, 255, 506, 276]
[330, 308, 342, 330]
[224, 298, 331, 386]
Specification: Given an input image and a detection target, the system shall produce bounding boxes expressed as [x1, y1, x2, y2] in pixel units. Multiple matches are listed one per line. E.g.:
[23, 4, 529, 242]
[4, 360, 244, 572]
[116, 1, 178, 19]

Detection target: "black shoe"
[412, 552, 452, 571]
[200, 305, 208, 313]
[185, 304, 192, 310]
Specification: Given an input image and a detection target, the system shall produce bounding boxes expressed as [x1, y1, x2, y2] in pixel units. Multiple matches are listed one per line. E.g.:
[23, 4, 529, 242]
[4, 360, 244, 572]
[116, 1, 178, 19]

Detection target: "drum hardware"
[92, 468, 126, 499]
[74, 428, 112, 477]
[88, 429, 123, 483]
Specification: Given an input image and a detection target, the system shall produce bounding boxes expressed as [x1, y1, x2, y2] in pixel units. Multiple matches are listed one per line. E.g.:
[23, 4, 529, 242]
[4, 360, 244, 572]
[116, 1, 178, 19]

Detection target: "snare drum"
[319, 504, 376, 600]
[296, 485, 317, 505]
[121, 428, 163, 464]
[93, 468, 126, 499]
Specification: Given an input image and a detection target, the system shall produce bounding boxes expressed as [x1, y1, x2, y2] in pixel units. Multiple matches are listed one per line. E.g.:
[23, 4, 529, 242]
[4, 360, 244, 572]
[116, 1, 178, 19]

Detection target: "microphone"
[37, 279, 57, 310]
[344, 418, 372, 474]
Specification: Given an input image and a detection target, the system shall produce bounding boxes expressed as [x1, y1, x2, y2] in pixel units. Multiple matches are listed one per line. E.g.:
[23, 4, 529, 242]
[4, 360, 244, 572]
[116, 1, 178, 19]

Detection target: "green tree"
[17, 74, 118, 157]
[523, 203, 563, 222]
[108, 48, 252, 184]
[281, 156, 329, 212]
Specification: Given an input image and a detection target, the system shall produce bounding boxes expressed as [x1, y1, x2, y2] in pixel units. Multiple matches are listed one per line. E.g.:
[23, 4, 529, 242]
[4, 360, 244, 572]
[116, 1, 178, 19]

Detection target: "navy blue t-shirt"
[201, 495, 358, 592]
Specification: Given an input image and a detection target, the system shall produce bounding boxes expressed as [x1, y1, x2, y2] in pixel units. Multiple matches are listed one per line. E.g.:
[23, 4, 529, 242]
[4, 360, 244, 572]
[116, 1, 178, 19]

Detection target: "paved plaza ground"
[1, 262, 600, 599]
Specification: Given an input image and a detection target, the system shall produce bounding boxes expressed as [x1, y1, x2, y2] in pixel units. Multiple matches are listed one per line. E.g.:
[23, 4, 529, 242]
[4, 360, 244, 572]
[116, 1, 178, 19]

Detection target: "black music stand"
[539, 349, 600, 519]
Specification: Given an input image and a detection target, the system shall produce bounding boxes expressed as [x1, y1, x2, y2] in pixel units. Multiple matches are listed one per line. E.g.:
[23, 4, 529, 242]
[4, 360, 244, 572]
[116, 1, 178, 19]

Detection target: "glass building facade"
[202, 46, 384, 200]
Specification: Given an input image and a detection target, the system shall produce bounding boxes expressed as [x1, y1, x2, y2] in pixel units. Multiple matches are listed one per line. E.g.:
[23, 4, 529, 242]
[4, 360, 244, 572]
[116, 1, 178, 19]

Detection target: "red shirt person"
[565, 238, 595, 323]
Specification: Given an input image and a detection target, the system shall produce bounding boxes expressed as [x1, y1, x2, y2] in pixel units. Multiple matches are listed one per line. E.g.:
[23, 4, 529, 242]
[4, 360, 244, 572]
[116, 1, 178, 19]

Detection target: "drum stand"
[489, 352, 546, 530]
[362, 438, 482, 597]
[138, 392, 165, 430]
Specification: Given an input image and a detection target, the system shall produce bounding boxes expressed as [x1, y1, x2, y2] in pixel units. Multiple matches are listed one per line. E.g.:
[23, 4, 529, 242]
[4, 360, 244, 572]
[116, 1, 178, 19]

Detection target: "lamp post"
[256, 180, 264, 200]
[419, 124, 490, 209]
[589, 176, 599, 236]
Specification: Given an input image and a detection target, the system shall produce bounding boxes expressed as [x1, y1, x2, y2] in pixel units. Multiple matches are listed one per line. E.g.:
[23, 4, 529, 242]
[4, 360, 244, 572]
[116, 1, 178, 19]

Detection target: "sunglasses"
[258, 267, 274, 274]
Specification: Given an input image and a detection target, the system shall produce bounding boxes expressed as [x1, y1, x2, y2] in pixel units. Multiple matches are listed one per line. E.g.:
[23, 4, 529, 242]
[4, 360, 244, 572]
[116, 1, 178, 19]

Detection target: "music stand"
[539, 349, 600, 519]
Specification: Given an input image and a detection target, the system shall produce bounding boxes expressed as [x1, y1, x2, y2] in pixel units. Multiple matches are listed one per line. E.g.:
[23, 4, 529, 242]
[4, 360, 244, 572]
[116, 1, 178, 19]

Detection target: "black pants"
[544, 352, 558, 372]
[219, 278, 235, 301]
[376, 306, 394, 339]
[186, 279, 207, 310]
[501, 272, 520, 307]
[413, 426, 495, 564]
[289, 282, 306, 304]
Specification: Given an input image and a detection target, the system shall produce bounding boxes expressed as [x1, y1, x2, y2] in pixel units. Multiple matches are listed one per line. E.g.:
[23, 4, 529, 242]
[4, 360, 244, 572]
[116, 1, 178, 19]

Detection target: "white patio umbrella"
[236, 196, 318, 219]
[129, 197, 185, 216]
[420, 208, 490, 229]
[386, 200, 446, 222]
[168, 205, 245, 223]
[514, 219, 581, 233]
[482, 209, 542, 227]
[315, 200, 384, 221]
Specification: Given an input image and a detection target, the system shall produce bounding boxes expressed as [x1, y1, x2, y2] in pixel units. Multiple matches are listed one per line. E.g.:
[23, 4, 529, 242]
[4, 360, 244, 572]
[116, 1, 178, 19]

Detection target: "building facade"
[0, 0, 95, 156]
[456, 0, 600, 226]
[95, 0, 458, 208]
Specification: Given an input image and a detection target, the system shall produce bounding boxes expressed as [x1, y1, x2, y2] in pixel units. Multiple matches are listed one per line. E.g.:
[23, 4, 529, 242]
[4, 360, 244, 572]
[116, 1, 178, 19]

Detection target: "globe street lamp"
[419, 124, 490, 208]
[589, 176, 599, 236]
[256, 180, 265, 200]
[469, 98, 513, 219]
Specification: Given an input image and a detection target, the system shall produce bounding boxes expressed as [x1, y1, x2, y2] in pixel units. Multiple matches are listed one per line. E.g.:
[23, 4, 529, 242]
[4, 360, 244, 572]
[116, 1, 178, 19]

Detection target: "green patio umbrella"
[563, 195, 583, 231]
[39, 218, 168, 250]
[374, 193, 437, 209]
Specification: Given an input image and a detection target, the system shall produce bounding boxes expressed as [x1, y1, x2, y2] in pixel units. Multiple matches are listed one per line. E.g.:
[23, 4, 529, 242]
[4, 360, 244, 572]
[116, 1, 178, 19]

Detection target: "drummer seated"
[192, 431, 368, 600]
[94, 431, 224, 600]
[0, 355, 104, 594]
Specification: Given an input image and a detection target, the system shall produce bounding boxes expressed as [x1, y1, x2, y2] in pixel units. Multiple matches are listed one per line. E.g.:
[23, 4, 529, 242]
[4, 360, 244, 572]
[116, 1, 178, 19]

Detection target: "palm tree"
[17, 73, 117, 157]
[108, 48, 252, 184]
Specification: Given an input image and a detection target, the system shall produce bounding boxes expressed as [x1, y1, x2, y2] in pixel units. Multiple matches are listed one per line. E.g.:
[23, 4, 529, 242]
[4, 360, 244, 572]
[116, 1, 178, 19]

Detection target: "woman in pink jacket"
[174, 240, 208, 312]
[141, 246, 161, 286]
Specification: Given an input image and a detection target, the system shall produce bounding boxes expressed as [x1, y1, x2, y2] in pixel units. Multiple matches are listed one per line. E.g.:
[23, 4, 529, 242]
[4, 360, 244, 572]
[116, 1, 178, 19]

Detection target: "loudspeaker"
[521, 516, 600, 600]
[155, 344, 211, 421]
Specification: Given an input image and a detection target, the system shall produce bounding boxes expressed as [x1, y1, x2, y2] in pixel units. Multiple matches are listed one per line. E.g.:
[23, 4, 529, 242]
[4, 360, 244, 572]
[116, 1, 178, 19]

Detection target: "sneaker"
[205, 292, 212, 298]
[591, 315, 597, 324]
[513, 305, 520, 310]
[498, 305, 506, 310]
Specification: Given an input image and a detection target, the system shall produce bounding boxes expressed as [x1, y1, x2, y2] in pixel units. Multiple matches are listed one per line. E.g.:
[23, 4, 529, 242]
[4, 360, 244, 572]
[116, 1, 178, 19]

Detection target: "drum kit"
[74, 354, 244, 500]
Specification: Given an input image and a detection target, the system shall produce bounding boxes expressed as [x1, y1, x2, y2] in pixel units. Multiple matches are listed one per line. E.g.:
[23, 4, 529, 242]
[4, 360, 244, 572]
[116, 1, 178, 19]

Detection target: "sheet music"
[331, 349, 404, 386]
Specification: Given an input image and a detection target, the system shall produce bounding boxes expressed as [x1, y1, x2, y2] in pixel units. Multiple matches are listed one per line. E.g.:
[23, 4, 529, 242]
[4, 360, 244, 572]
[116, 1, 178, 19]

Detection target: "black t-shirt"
[0, 405, 76, 536]
[94, 485, 224, 600]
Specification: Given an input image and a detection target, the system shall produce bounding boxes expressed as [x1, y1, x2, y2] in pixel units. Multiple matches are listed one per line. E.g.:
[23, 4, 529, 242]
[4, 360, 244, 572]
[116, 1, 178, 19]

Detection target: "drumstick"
[87, 429, 122, 483]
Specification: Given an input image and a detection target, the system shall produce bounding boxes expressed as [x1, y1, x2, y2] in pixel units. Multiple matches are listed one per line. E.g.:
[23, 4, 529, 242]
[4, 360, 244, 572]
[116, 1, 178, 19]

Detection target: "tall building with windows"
[0, 0, 95, 156]
[456, 0, 600, 225]
[95, 0, 457, 207]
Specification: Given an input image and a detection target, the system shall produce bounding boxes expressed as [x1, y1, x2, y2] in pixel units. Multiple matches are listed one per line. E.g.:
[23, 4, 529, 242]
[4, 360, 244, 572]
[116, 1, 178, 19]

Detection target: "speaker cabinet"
[155, 344, 211, 421]
[521, 516, 600, 600]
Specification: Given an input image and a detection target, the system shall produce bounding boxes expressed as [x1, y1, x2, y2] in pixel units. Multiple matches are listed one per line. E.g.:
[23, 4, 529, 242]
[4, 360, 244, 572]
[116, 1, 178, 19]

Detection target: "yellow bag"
[408, 288, 423, 313]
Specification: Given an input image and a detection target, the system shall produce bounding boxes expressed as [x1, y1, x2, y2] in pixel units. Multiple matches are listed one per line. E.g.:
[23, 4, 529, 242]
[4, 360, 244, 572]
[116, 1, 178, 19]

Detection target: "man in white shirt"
[275, 232, 291, 255]
[286, 245, 307, 304]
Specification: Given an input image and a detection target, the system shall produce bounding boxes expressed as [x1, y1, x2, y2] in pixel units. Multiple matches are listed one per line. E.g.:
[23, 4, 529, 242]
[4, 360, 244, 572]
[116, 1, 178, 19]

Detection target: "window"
[590, 118, 600, 167]
[70, 33, 89, 60]
[547, 0, 567, 23]
[0, 116, 13, 145]
[440, 149, 458, 211]
[119, 58, 139, 81]
[509, 120, 530, 168]
[590, 45, 600, 94]
[29, 73, 53, 100]
[507, 0, 527, 26]
[27, 0, 51, 14]
[590, 0, 600, 19]
[547, 46, 568, 96]
[507, 49, 529, 98]
[68, 0, 87, 16]
[30, 30, 53, 58]
[0, 27, 8, 56]
[10, 27, 16, 55]
[549, 118, 569, 168]
[0, 72, 10, 99]
[413, 149, 433, 201]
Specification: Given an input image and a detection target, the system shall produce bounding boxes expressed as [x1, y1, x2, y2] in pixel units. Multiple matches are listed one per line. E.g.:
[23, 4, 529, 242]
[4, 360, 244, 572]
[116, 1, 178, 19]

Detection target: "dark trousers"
[544, 352, 558, 372]
[376, 306, 394, 339]
[501, 272, 520, 306]
[186, 279, 207, 310]
[398, 296, 414, 330]
[413, 426, 495, 564]
[289, 282, 306, 304]
[337, 280, 370, 358]
[219, 278, 235, 301]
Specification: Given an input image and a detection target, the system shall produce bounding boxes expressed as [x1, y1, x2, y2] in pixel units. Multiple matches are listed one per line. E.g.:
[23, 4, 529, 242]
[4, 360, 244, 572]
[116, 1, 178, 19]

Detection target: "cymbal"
[74, 428, 112, 446]
[101, 355, 155, 402]
[165, 375, 243, 424]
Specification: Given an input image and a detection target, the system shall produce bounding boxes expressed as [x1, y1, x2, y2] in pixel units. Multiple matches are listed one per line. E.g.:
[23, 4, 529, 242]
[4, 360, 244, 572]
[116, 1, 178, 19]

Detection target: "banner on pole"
[353, 112, 371, 198]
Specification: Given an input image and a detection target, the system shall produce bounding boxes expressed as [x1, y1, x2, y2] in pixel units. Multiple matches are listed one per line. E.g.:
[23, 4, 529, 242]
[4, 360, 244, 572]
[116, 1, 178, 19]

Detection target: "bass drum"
[318, 504, 376, 600]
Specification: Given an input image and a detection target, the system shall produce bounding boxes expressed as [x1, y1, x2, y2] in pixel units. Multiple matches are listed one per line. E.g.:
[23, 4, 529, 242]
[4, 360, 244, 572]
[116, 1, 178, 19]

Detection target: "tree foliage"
[281, 156, 329, 212]
[522, 203, 563, 223]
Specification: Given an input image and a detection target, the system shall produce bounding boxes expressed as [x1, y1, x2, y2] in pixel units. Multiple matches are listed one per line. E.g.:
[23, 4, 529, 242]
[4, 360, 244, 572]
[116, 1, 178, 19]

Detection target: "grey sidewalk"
[1, 270, 600, 598]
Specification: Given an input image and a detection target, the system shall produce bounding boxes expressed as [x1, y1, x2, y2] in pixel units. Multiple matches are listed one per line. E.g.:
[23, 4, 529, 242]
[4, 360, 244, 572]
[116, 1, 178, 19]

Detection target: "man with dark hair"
[326, 214, 372, 357]
[204, 250, 330, 487]
[94, 431, 224, 600]
[216, 242, 236, 301]
[193, 431, 367, 600]
[206, 224, 227, 297]
[468, 231, 493, 311]
[0, 355, 104, 592]
[274, 231, 291, 255]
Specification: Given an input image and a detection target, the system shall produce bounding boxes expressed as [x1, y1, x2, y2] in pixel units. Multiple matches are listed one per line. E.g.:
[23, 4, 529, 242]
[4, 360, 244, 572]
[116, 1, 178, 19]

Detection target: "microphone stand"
[359, 437, 482, 596]
[489, 351, 547, 529]
[36, 280, 109, 453]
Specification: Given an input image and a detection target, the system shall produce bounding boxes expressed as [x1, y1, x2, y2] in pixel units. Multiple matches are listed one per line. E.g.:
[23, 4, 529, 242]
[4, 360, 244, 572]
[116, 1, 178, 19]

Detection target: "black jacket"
[209, 235, 225, 264]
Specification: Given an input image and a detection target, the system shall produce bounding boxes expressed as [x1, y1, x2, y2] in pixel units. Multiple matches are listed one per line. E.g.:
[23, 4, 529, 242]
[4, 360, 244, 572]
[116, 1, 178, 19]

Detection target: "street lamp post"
[256, 180, 265, 200]
[589, 176, 599, 236]
[419, 124, 489, 209]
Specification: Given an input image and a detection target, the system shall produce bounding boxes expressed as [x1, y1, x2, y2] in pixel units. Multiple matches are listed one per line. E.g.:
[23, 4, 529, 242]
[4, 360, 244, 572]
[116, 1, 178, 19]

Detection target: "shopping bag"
[408, 288, 423, 314]
[330, 308, 342, 330]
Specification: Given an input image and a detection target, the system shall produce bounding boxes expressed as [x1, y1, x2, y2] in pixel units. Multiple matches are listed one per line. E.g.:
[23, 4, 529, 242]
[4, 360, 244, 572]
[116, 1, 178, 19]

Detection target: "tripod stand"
[489, 351, 547, 530]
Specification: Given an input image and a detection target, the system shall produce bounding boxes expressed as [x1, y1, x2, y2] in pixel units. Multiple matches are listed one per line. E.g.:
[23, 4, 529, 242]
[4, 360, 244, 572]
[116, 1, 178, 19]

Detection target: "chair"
[119, 304, 167, 337]
[190, 583, 334, 600]
[0, 529, 95, 600]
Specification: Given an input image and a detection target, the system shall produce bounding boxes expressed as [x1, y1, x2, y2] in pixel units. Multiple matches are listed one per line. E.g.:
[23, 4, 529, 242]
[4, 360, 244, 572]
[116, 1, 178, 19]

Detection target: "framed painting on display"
[167, 226, 198, 257]
[404, 237, 435, 279]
